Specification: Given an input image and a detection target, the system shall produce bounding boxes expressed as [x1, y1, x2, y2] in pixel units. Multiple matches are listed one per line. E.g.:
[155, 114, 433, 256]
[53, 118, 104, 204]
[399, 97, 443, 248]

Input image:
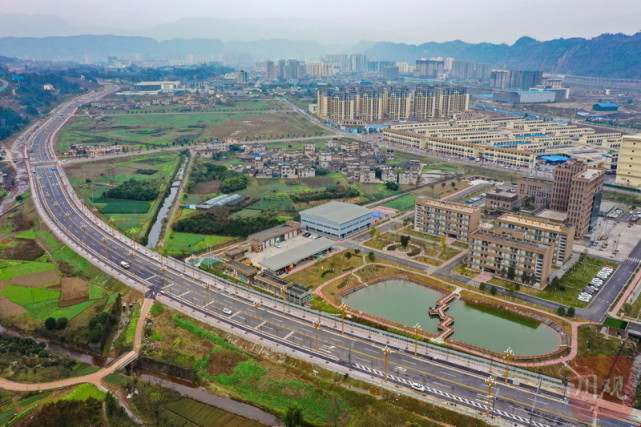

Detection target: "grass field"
[0, 259, 55, 281]
[57, 111, 329, 152]
[164, 231, 234, 256]
[99, 200, 151, 214]
[85, 99, 281, 115]
[383, 194, 417, 211]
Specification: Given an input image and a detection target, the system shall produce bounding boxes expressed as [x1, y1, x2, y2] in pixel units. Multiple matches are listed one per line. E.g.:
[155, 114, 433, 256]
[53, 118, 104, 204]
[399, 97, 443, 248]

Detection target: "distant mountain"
[366, 33, 641, 79]
[0, 14, 392, 45]
[0, 35, 352, 63]
[0, 30, 639, 79]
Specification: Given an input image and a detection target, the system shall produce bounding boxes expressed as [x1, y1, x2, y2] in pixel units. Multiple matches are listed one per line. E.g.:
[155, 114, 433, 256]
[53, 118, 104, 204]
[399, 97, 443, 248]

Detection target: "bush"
[385, 181, 400, 191]
[56, 317, 68, 330]
[557, 306, 566, 317]
[490, 286, 498, 295]
[567, 307, 575, 317]
[44, 317, 57, 330]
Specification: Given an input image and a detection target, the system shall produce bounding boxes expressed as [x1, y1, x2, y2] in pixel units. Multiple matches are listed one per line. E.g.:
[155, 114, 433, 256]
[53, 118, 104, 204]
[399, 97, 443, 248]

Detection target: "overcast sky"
[3, 0, 641, 43]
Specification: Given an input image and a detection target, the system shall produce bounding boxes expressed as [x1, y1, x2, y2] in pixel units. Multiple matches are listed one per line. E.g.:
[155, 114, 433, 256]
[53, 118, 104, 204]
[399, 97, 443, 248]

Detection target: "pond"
[342, 278, 562, 356]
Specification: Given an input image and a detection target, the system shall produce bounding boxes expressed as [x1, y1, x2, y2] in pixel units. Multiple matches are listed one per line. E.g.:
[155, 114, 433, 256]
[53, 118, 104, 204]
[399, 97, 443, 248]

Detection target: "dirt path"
[0, 298, 153, 392]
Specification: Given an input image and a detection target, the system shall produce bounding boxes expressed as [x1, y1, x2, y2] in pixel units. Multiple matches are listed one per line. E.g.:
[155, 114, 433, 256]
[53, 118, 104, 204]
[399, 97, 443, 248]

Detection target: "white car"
[410, 382, 425, 392]
[222, 308, 233, 315]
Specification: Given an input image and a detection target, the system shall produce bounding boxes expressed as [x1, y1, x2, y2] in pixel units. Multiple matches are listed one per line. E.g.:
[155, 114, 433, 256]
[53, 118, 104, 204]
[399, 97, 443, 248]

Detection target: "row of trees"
[44, 317, 68, 331]
[104, 178, 160, 201]
[290, 185, 359, 203]
[173, 207, 283, 237]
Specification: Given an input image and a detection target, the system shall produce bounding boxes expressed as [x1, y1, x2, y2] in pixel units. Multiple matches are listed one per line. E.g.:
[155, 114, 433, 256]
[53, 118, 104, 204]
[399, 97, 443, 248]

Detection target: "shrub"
[557, 306, 566, 317]
[56, 317, 68, 330]
[44, 317, 57, 330]
[490, 286, 498, 295]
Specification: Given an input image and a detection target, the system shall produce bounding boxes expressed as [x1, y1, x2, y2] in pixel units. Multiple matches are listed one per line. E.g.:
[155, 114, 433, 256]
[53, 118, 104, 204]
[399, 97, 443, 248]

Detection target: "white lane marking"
[283, 330, 295, 340]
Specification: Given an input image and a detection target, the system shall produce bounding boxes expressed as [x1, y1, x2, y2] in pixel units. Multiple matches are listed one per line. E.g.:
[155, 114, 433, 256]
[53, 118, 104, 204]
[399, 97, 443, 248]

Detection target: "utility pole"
[382, 346, 392, 382]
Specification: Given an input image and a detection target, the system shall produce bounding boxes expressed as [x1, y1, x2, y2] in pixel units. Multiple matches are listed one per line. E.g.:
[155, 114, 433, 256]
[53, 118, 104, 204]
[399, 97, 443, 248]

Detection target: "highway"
[19, 88, 639, 427]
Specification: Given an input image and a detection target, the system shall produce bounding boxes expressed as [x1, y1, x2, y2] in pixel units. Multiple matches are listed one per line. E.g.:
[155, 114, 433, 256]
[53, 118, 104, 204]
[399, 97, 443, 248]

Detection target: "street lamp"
[129, 251, 135, 272]
[108, 217, 115, 236]
[484, 376, 497, 418]
[412, 323, 422, 356]
[382, 346, 392, 382]
[280, 287, 287, 313]
[101, 236, 108, 256]
[503, 347, 514, 382]
[339, 303, 347, 334]
[253, 301, 262, 328]
[312, 319, 321, 351]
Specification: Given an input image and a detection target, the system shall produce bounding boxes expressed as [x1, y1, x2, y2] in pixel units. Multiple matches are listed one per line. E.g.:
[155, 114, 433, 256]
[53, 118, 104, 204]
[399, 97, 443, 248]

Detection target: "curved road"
[10, 87, 639, 427]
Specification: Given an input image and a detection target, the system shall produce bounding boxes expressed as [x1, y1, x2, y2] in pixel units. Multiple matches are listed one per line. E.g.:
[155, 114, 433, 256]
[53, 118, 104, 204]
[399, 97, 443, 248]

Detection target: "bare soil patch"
[59, 277, 90, 307]
[6, 270, 59, 287]
[207, 349, 246, 376]
[0, 297, 27, 316]
[192, 180, 220, 194]
[0, 239, 45, 261]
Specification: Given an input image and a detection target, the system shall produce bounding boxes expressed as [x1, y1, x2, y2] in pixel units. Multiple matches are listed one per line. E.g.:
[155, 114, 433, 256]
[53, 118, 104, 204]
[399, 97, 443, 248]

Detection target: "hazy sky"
[3, 0, 641, 43]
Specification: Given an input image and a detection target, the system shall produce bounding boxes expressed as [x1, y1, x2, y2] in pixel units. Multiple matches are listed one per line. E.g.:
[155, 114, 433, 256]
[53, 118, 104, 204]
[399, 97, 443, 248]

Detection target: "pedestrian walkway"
[428, 289, 461, 340]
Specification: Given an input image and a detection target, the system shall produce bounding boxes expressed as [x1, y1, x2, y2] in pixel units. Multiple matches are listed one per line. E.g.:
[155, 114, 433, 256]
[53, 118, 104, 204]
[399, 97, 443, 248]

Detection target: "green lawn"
[382, 194, 417, 211]
[163, 398, 263, 427]
[0, 285, 59, 305]
[497, 256, 617, 308]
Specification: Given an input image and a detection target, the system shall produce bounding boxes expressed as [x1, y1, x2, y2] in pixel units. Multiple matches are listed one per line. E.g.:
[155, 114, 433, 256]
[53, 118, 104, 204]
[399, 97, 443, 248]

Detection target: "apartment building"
[316, 85, 469, 123]
[414, 197, 480, 241]
[550, 161, 604, 239]
[496, 214, 574, 266]
[616, 134, 641, 188]
[468, 230, 553, 288]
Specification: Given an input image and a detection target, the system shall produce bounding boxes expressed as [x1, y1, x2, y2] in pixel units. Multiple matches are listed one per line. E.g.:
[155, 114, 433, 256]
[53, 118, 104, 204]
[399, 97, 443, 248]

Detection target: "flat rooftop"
[248, 223, 299, 242]
[416, 197, 479, 214]
[259, 237, 334, 271]
[499, 213, 570, 233]
[300, 202, 372, 225]
[535, 209, 569, 223]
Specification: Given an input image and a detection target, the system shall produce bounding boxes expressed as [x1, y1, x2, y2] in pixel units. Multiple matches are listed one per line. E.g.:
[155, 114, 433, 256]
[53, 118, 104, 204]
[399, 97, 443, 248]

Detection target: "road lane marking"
[283, 330, 295, 340]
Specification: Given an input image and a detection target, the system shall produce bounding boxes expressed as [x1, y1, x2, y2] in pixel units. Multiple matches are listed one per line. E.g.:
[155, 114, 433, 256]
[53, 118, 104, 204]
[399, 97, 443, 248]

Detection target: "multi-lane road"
[17, 87, 640, 427]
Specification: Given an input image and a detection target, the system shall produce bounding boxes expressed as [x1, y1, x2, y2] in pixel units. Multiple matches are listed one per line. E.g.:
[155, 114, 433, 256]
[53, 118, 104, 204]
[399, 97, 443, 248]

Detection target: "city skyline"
[1, 0, 641, 44]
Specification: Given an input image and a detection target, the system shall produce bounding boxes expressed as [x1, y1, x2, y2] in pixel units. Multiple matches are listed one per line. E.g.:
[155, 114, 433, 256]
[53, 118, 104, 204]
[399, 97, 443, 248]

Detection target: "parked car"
[303, 232, 311, 238]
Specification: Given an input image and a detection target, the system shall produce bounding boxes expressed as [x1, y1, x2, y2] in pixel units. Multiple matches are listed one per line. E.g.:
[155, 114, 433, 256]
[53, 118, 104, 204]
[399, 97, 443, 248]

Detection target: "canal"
[147, 159, 187, 249]
[342, 278, 562, 356]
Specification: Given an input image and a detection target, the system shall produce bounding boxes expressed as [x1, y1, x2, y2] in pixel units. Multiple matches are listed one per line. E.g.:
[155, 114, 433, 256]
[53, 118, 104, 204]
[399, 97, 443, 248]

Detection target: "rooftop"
[416, 197, 479, 214]
[575, 169, 603, 181]
[248, 222, 299, 242]
[259, 237, 334, 271]
[499, 213, 571, 233]
[300, 202, 372, 225]
[535, 209, 569, 223]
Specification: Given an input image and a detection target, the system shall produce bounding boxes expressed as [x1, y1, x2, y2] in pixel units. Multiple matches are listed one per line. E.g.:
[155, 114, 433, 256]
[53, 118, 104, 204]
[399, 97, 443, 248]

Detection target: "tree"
[551, 276, 561, 289]
[369, 227, 378, 237]
[490, 286, 498, 296]
[400, 235, 411, 248]
[507, 265, 516, 280]
[385, 181, 399, 191]
[44, 317, 57, 330]
[284, 406, 305, 427]
[557, 306, 566, 317]
[567, 307, 576, 317]
[344, 251, 353, 260]
[479, 282, 487, 292]
[521, 271, 529, 283]
[56, 317, 68, 330]
[367, 251, 376, 262]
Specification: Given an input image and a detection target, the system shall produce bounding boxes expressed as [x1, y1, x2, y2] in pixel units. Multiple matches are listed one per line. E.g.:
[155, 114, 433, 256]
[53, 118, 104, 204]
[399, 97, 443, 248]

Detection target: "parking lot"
[577, 218, 641, 262]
